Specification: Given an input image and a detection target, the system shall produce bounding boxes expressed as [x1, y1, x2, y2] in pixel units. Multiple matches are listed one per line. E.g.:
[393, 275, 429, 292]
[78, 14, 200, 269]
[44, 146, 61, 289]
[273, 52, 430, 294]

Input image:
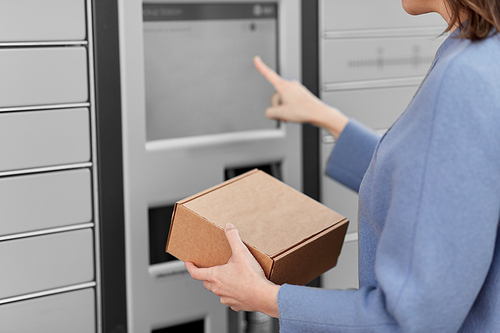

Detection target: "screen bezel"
[142, 1, 282, 146]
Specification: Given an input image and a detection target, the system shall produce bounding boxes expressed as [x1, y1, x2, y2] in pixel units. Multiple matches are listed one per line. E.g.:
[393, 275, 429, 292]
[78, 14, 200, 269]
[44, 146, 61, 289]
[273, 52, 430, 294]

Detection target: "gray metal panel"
[0, 229, 94, 299]
[0, 48, 88, 108]
[0, 108, 90, 172]
[322, 171, 360, 234]
[0, 289, 95, 333]
[320, 132, 359, 234]
[0, 169, 92, 236]
[322, 36, 443, 84]
[322, 85, 419, 130]
[0, 0, 86, 42]
[321, 0, 445, 32]
[322, 239, 359, 290]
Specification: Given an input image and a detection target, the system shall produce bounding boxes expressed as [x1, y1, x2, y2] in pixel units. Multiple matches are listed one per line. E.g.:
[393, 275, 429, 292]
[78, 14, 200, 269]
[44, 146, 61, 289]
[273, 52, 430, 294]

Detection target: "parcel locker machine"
[118, 0, 302, 331]
[0, 1, 448, 331]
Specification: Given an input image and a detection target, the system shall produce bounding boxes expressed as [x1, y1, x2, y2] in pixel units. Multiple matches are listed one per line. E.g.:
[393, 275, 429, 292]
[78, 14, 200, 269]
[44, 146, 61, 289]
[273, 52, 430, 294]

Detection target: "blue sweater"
[277, 30, 500, 332]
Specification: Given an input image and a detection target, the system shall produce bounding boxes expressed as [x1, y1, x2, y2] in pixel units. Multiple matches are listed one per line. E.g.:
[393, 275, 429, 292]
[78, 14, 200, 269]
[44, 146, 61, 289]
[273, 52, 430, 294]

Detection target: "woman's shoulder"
[417, 32, 500, 141]
[438, 32, 500, 86]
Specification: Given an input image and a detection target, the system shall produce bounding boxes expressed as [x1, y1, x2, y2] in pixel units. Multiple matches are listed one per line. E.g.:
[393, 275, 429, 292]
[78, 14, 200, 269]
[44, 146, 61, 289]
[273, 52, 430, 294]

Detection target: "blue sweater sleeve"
[325, 119, 380, 192]
[277, 43, 500, 332]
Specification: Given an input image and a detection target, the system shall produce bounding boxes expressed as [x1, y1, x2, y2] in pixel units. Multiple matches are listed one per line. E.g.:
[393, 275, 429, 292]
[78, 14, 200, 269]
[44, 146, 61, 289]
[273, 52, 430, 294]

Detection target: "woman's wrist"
[310, 103, 349, 139]
[257, 281, 280, 318]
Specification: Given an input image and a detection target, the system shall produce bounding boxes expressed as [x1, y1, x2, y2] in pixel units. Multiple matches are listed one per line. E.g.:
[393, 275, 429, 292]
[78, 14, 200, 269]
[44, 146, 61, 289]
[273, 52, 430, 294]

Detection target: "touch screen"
[143, 3, 279, 141]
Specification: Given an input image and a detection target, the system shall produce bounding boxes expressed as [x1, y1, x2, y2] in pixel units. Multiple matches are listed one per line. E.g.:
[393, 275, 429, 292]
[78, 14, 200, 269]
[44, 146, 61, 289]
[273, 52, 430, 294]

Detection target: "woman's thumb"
[225, 223, 247, 258]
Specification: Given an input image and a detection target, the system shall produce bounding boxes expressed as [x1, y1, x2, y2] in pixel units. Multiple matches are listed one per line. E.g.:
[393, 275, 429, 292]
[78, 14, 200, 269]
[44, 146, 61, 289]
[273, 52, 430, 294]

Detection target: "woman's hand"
[254, 56, 349, 139]
[185, 223, 280, 318]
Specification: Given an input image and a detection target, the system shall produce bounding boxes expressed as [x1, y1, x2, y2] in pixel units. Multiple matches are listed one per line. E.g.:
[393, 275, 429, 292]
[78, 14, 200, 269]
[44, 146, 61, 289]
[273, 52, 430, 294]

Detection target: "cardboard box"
[166, 169, 349, 286]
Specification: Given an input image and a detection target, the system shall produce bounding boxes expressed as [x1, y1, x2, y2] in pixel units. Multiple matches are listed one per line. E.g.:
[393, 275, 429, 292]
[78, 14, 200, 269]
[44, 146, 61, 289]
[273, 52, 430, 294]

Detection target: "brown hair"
[445, 0, 500, 40]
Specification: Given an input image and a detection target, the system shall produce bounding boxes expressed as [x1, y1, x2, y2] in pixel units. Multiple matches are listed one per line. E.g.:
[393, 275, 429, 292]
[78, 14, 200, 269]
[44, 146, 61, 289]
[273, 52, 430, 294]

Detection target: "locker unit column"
[318, 0, 447, 289]
[119, 1, 302, 331]
[0, 1, 100, 332]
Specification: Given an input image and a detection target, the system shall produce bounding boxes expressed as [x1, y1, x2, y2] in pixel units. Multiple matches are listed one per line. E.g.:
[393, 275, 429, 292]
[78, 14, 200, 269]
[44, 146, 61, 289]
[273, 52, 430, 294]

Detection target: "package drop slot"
[225, 161, 282, 181]
[149, 205, 179, 265]
[0, 229, 94, 299]
[152, 318, 204, 333]
[0, 288, 95, 333]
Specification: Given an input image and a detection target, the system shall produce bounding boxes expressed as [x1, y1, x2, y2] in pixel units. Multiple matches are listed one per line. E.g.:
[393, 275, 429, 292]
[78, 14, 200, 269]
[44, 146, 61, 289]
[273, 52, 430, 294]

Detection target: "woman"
[186, 0, 500, 331]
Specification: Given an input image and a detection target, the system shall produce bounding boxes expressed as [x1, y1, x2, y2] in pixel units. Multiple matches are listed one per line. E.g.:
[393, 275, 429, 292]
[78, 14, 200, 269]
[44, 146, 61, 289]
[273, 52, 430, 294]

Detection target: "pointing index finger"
[254, 56, 284, 89]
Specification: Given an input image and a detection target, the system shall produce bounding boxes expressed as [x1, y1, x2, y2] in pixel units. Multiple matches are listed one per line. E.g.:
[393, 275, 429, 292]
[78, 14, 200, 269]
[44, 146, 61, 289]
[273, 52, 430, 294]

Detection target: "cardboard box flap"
[182, 171, 346, 258]
[269, 219, 349, 286]
[167, 205, 232, 267]
[167, 203, 275, 278]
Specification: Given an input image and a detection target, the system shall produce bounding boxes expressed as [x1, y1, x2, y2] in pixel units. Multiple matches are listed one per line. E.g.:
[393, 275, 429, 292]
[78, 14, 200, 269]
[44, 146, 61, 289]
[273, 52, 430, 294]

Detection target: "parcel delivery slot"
[224, 161, 282, 181]
[152, 318, 204, 333]
[149, 205, 178, 265]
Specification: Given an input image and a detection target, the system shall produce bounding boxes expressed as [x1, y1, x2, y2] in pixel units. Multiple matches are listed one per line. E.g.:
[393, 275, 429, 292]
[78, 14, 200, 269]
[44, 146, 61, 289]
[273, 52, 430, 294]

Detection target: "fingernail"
[225, 223, 235, 230]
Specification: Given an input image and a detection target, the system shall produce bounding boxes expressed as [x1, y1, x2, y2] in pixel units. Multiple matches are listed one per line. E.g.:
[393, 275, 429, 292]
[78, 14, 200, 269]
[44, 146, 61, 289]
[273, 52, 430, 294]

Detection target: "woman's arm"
[255, 56, 380, 192]
[325, 119, 381, 192]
